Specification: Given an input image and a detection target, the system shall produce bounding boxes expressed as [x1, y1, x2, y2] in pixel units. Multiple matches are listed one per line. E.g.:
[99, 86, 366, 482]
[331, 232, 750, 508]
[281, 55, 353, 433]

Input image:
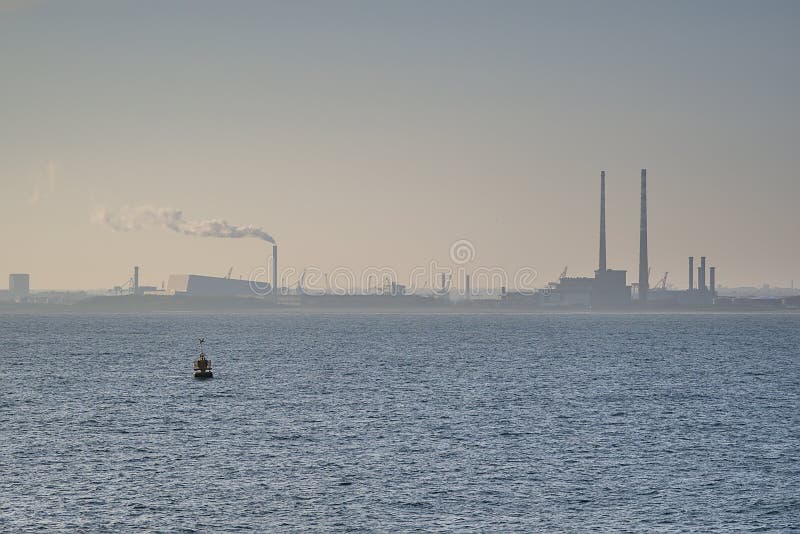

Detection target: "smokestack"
[638, 169, 649, 301]
[709, 267, 716, 297]
[689, 256, 694, 291]
[698, 266, 702, 293]
[134, 266, 139, 295]
[599, 170, 607, 272]
[700, 256, 707, 291]
[465, 274, 471, 300]
[272, 245, 278, 301]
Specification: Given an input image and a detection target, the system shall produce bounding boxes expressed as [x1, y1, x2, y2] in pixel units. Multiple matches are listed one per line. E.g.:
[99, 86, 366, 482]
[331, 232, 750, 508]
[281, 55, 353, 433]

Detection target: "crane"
[225, 267, 233, 279]
[657, 272, 669, 290]
[559, 266, 568, 280]
[111, 276, 134, 295]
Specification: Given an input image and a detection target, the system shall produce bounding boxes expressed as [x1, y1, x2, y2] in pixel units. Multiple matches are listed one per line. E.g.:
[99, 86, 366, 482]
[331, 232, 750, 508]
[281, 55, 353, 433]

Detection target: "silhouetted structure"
[599, 170, 606, 272]
[591, 170, 629, 307]
[710, 266, 716, 297]
[551, 170, 629, 309]
[272, 244, 278, 301]
[9, 273, 30, 300]
[638, 169, 649, 301]
[700, 256, 707, 292]
[168, 274, 257, 297]
[593, 269, 630, 307]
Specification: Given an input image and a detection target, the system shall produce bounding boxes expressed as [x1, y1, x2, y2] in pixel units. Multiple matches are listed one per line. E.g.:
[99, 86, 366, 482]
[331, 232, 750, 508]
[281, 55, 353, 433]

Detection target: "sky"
[1, 0, 798, 291]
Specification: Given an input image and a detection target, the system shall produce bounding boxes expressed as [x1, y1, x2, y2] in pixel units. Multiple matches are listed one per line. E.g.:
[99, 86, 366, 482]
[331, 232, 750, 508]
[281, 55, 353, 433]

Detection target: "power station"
[592, 170, 630, 308]
[536, 167, 720, 309]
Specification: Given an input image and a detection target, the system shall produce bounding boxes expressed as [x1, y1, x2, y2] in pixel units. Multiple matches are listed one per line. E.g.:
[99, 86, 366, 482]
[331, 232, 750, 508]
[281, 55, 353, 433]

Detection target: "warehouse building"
[167, 274, 262, 297]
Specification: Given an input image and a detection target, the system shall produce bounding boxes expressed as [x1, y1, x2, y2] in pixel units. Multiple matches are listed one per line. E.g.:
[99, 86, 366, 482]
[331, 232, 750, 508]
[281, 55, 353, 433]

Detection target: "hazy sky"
[1, 0, 798, 290]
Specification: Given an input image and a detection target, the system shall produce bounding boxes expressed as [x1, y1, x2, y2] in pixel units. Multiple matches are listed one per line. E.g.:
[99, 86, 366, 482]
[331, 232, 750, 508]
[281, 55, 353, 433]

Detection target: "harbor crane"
[657, 272, 669, 290]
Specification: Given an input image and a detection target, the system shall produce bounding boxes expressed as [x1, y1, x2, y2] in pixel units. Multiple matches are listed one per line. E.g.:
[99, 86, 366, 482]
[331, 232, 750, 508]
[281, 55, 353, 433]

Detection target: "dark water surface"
[1, 313, 798, 532]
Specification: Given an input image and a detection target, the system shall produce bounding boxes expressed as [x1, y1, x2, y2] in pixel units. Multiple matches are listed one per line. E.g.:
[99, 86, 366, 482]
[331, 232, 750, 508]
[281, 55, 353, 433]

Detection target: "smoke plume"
[92, 205, 275, 244]
[28, 161, 58, 206]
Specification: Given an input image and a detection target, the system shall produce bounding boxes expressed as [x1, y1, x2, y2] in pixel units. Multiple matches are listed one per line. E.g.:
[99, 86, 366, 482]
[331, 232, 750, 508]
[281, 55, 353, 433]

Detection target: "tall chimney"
[689, 256, 694, 291]
[709, 267, 716, 297]
[599, 170, 607, 272]
[700, 256, 707, 291]
[134, 266, 139, 295]
[638, 169, 649, 301]
[697, 267, 702, 292]
[272, 245, 278, 302]
[465, 274, 471, 300]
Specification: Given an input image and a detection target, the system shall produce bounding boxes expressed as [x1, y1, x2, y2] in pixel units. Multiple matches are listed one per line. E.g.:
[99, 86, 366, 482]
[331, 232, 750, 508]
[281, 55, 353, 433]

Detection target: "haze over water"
[2, 313, 798, 531]
[2, 2, 799, 289]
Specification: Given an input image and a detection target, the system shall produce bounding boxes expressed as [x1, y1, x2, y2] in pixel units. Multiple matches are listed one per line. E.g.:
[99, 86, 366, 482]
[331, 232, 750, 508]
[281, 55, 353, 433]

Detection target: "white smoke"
[92, 205, 275, 244]
[28, 161, 58, 206]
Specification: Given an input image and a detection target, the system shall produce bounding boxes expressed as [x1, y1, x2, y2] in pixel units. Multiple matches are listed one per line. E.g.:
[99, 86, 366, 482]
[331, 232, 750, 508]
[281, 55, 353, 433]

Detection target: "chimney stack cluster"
[688, 255, 716, 297]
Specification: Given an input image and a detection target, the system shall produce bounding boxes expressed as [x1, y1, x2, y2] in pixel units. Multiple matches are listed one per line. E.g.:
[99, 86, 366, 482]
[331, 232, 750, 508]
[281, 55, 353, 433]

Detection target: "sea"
[1, 312, 798, 532]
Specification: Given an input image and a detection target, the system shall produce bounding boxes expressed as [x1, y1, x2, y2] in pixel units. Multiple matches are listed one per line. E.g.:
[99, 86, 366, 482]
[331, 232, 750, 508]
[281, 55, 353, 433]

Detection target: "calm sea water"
[1, 313, 798, 532]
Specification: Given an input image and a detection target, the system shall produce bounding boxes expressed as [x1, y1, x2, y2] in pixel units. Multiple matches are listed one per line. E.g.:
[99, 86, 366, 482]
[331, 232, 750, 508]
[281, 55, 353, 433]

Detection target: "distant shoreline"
[1, 294, 798, 315]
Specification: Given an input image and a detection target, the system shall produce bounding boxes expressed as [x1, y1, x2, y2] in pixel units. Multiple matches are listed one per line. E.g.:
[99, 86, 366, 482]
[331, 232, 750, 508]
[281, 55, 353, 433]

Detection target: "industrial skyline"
[1, 2, 798, 289]
[3, 6, 799, 533]
[7, 166, 796, 311]
[0, 166, 796, 296]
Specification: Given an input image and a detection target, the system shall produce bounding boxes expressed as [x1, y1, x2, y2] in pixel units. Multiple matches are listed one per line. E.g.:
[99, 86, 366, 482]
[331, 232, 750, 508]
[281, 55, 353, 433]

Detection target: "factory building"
[9, 273, 30, 301]
[591, 171, 630, 308]
[550, 269, 629, 309]
[546, 170, 631, 309]
[593, 269, 630, 308]
[555, 277, 595, 307]
[167, 274, 261, 297]
[541, 168, 741, 309]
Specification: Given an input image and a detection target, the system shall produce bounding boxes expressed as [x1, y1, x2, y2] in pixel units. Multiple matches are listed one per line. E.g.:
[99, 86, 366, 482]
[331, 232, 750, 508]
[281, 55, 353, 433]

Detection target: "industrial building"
[547, 170, 630, 309]
[593, 269, 630, 307]
[544, 167, 727, 310]
[167, 274, 261, 297]
[555, 277, 595, 307]
[592, 169, 630, 307]
[150, 246, 279, 298]
[9, 273, 30, 301]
